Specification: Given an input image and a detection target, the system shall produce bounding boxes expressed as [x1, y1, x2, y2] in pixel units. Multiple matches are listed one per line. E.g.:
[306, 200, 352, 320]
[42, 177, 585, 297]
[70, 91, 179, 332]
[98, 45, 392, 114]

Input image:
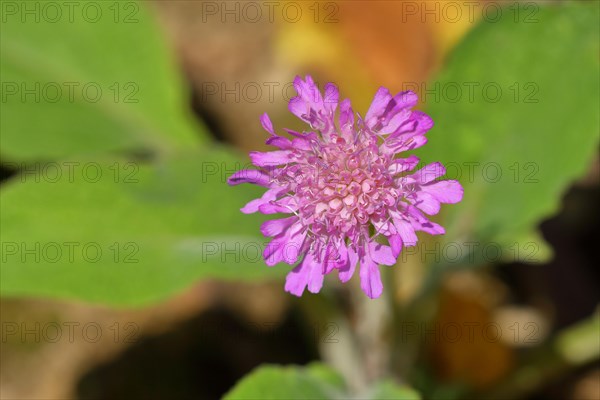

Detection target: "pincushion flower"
[228, 76, 463, 299]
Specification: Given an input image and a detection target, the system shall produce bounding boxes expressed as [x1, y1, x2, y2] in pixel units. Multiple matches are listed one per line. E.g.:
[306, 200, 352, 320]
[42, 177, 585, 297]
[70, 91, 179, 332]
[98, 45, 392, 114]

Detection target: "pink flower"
[228, 76, 463, 299]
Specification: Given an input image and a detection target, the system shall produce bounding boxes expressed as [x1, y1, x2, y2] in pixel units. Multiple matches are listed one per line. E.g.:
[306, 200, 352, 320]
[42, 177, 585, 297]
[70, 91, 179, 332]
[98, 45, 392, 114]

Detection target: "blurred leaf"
[223, 363, 346, 400]
[224, 363, 421, 400]
[369, 379, 422, 400]
[0, 0, 204, 162]
[0, 147, 282, 306]
[420, 3, 600, 263]
[555, 310, 600, 365]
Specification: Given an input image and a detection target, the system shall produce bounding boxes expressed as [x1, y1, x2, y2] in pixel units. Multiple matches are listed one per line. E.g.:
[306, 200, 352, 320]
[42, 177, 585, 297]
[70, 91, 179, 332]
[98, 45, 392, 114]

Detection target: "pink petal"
[258, 196, 297, 214]
[338, 246, 358, 283]
[366, 90, 419, 134]
[285, 262, 309, 297]
[260, 216, 297, 237]
[265, 135, 292, 149]
[383, 134, 428, 154]
[323, 83, 339, 114]
[390, 210, 419, 246]
[388, 155, 420, 175]
[240, 188, 281, 214]
[411, 162, 446, 184]
[392, 91, 419, 110]
[359, 250, 383, 299]
[388, 234, 403, 257]
[307, 258, 325, 293]
[323, 242, 343, 274]
[368, 242, 397, 266]
[290, 137, 312, 151]
[410, 191, 441, 215]
[379, 108, 412, 135]
[405, 205, 446, 235]
[228, 170, 271, 187]
[338, 98, 355, 141]
[260, 113, 275, 135]
[393, 111, 434, 137]
[263, 223, 305, 266]
[294, 75, 323, 108]
[284, 252, 323, 296]
[365, 87, 392, 125]
[288, 96, 308, 122]
[249, 150, 293, 167]
[422, 180, 464, 204]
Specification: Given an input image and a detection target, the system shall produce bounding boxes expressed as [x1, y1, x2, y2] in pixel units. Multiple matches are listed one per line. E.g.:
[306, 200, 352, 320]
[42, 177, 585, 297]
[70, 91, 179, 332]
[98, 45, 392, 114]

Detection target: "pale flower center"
[293, 139, 396, 236]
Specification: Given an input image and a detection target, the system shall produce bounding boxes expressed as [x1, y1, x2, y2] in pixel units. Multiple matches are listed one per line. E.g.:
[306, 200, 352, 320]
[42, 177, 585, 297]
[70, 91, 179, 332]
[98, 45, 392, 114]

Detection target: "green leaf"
[224, 363, 422, 400]
[223, 363, 346, 400]
[369, 379, 422, 400]
[0, 147, 282, 307]
[420, 3, 599, 263]
[0, 0, 204, 162]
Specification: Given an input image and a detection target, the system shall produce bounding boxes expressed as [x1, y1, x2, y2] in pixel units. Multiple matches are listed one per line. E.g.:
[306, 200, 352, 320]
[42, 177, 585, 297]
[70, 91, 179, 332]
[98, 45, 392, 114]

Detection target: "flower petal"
[409, 191, 441, 215]
[307, 258, 325, 293]
[369, 242, 397, 266]
[338, 246, 358, 283]
[392, 110, 434, 138]
[323, 83, 339, 114]
[338, 98, 355, 141]
[260, 113, 275, 135]
[263, 223, 305, 266]
[422, 180, 464, 203]
[359, 248, 383, 299]
[411, 162, 446, 184]
[284, 252, 324, 296]
[390, 209, 419, 246]
[294, 75, 323, 108]
[288, 96, 309, 122]
[228, 170, 271, 187]
[240, 187, 281, 214]
[388, 234, 403, 258]
[365, 87, 392, 124]
[258, 196, 298, 214]
[382, 134, 428, 155]
[260, 216, 297, 237]
[285, 261, 309, 297]
[405, 205, 446, 235]
[249, 150, 293, 167]
[366, 90, 419, 134]
[266, 135, 292, 149]
[388, 155, 420, 175]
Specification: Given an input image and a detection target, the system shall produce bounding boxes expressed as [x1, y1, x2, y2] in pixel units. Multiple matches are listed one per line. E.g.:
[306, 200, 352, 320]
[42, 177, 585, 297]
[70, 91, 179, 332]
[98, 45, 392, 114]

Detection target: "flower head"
[228, 76, 463, 299]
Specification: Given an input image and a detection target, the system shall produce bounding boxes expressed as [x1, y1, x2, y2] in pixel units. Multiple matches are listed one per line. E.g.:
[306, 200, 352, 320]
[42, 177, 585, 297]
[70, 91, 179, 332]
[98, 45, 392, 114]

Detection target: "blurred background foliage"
[0, 0, 599, 399]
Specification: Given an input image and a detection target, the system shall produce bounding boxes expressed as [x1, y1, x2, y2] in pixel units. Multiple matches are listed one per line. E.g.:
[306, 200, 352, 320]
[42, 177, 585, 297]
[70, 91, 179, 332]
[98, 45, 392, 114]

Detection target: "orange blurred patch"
[429, 272, 514, 389]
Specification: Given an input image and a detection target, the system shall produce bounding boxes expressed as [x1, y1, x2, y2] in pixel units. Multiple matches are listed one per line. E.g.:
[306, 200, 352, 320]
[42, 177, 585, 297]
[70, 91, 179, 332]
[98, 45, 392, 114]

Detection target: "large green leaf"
[369, 379, 422, 400]
[224, 363, 346, 400]
[0, 0, 204, 161]
[0, 147, 282, 306]
[224, 363, 421, 400]
[419, 3, 599, 264]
